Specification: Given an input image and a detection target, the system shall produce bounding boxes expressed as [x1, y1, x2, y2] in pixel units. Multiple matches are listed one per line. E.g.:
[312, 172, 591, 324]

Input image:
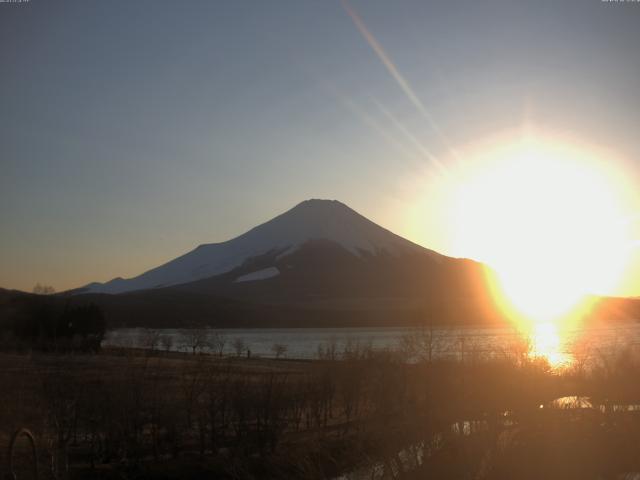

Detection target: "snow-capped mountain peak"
[82, 199, 436, 294]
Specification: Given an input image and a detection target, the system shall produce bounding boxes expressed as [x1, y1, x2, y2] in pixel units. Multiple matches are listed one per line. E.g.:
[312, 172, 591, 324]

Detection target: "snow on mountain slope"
[83, 199, 440, 294]
[234, 267, 280, 283]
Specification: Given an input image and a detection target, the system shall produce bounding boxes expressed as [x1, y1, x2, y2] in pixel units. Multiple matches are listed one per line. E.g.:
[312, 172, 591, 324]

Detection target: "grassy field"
[3, 342, 640, 479]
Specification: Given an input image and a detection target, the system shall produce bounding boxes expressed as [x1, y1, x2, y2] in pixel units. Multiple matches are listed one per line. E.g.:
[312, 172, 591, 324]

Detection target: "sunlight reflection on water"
[104, 323, 640, 367]
[529, 322, 572, 368]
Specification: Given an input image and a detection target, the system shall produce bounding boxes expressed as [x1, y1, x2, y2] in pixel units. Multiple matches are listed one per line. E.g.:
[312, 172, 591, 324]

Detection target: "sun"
[441, 134, 635, 328]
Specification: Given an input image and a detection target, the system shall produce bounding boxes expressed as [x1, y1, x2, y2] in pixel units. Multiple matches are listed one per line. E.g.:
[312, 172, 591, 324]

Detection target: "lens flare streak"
[340, 0, 458, 160]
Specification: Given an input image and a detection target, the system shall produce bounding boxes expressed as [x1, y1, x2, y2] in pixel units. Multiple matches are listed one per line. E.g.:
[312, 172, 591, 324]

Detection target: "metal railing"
[5, 428, 38, 480]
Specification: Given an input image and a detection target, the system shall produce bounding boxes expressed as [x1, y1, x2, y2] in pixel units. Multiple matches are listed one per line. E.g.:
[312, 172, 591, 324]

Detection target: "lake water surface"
[103, 323, 640, 366]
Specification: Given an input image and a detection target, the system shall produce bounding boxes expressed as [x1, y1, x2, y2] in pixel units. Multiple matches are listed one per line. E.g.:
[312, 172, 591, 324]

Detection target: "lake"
[103, 323, 640, 366]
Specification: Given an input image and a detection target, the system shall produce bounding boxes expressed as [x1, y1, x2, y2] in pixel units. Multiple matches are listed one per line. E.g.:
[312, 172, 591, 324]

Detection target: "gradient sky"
[1, 0, 640, 292]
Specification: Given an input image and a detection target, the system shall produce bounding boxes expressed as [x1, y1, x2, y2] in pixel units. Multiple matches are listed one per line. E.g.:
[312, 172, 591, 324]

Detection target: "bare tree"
[317, 337, 338, 360]
[210, 331, 226, 357]
[40, 362, 81, 479]
[182, 328, 209, 355]
[179, 357, 208, 436]
[399, 323, 441, 363]
[141, 329, 162, 352]
[160, 334, 174, 353]
[232, 338, 246, 357]
[33, 283, 56, 295]
[271, 343, 287, 359]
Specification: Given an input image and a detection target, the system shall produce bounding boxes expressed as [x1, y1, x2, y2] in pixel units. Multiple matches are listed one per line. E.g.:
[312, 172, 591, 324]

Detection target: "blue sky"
[1, 0, 639, 291]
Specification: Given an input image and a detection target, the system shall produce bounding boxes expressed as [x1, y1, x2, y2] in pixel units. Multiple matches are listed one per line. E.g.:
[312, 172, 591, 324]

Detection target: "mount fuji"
[82, 199, 440, 294]
[72, 199, 503, 327]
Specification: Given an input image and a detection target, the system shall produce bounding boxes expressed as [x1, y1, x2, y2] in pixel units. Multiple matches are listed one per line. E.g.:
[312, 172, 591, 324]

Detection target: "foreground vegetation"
[3, 335, 640, 480]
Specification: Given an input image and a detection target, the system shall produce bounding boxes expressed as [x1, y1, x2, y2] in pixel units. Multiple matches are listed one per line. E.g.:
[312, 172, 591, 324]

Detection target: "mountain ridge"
[80, 199, 442, 295]
[13, 198, 640, 328]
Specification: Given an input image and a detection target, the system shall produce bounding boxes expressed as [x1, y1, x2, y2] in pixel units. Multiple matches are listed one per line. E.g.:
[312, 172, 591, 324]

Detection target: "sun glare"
[441, 134, 635, 330]
[530, 322, 571, 368]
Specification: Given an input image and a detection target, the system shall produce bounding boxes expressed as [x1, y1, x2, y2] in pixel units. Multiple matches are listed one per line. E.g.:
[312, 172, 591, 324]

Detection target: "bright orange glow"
[408, 129, 639, 360]
[404, 130, 640, 366]
[529, 322, 571, 368]
[447, 136, 635, 328]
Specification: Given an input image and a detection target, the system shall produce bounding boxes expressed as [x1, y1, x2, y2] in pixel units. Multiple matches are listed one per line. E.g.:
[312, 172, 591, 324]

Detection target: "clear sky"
[1, 0, 639, 293]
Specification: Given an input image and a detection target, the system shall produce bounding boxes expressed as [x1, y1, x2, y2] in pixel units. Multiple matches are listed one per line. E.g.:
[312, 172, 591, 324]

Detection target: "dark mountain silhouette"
[37, 199, 640, 328]
[53, 199, 500, 327]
